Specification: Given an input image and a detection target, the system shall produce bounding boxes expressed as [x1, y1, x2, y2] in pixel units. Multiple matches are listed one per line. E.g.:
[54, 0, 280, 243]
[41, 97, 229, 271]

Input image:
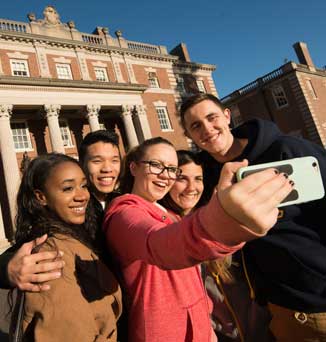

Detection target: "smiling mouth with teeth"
[153, 182, 168, 188]
[99, 177, 115, 183]
[201, 134, 219, 144]
[71, 207, 86, 213]
[182, 194, 198, 198]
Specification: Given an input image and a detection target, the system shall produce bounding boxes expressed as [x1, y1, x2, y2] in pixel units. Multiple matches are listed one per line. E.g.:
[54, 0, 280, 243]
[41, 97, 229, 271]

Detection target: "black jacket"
[199, 118, 326, 313]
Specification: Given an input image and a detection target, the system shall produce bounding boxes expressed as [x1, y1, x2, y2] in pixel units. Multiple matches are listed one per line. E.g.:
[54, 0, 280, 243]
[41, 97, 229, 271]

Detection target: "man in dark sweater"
[0, 130, 121, 291]
[180, 93, 326, 341]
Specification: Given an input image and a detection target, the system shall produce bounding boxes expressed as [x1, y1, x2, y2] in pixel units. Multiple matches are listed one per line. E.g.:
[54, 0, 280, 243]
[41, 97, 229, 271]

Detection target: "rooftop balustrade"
[0, 17, 167, 56]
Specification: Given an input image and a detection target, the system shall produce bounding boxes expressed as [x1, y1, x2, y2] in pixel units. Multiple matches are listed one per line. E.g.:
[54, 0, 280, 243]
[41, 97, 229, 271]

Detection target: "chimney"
[170, 43, 191, 62]
[293, 42, 315, 69]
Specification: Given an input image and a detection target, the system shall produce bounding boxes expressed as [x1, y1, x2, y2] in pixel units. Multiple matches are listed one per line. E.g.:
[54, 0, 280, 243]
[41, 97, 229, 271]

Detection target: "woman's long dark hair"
[159, 150, 203, 216]
[15, 153, 99, 252]
[119, 137, 175, 194]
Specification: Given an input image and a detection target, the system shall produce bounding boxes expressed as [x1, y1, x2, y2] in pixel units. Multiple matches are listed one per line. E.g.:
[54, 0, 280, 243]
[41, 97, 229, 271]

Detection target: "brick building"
[222, 42, 326, 148]
[0, 6, 217, 248]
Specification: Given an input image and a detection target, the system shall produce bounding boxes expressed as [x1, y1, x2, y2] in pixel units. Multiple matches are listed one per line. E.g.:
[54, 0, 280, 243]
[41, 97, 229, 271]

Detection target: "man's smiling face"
[184, 99, 233, 159]
[85, 141, 121, 201]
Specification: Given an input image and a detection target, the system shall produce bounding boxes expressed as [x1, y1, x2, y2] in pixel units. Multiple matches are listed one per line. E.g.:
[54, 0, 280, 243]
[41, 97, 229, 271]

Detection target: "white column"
[0, 105, 21, 237]
[134, 105, 152, 141]
[85, 105, 101, 132]
[43, 104, 65, 153]
[121, 105, 139, 149]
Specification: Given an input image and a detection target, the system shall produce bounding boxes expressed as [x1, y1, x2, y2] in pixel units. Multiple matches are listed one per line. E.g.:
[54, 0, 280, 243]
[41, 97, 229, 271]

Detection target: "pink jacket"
[103, 193, 261, 342]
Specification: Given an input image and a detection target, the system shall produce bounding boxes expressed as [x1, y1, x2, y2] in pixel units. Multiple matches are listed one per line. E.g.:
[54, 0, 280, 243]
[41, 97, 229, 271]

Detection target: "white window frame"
[59, 120, 74, 148]
[94, 67, 109, 82]
[272, 85, 288, 109]
[196, 80, 206, 93]
[56, 63, 73, 80]
[155, 106, 173, 131]
[148, 72, 160, 88]
[176, 76, 186, 93]
[10, 121, 33, 151]
[10, 59, 30, 77]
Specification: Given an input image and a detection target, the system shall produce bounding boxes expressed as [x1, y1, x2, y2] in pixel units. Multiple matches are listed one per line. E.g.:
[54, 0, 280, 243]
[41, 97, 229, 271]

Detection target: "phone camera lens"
[312, 162, 317, 167]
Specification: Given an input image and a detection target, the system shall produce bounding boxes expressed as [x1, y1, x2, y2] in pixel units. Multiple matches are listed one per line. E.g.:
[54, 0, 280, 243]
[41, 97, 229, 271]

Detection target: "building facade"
[0, 6, 217, 249]
[222, 42, 326, 148]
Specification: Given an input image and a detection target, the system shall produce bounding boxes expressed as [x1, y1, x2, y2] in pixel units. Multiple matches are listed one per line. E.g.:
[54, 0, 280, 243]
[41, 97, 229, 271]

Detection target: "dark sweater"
[199, 118, 326, 313]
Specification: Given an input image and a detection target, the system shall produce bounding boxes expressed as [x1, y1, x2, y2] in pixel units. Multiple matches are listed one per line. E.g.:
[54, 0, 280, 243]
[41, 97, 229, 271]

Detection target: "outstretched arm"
[105, 160, 293, 269]
[6, 234, 64, 291]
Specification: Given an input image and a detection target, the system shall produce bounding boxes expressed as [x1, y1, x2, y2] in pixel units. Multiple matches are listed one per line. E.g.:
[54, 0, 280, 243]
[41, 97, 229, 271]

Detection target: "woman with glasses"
[103, 137, 293, 342]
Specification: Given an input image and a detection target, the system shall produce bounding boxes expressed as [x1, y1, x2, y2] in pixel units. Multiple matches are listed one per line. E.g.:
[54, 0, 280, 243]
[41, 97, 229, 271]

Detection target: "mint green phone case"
[236, 156, 325, 207]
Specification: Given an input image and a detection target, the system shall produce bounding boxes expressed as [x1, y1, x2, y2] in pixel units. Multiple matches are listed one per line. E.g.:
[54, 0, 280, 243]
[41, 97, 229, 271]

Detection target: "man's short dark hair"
[78, 129, 119, 165]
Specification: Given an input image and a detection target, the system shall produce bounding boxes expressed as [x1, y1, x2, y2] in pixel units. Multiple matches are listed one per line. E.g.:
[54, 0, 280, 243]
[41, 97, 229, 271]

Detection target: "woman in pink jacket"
[103, 137, 293, 342]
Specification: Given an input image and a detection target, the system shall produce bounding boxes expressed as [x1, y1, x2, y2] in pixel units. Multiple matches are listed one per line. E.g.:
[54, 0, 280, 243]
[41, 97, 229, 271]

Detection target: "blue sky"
[1, 0, 325, 97]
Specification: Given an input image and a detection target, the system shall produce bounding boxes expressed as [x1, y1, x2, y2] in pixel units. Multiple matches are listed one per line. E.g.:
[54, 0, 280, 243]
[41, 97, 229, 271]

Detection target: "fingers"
[7, 244, 65, 291]
[33, 234, 48, 248]
[28, 259, 65, 275]
[217, 166, 294, 237]
[251, 172, 294, 208]
[218, 160, 248, 191]
[15, 255, 64, 291]
[28, 269, 63, 285]
[19, 283, 51, 292]
[13, 259, 64, 292]
[28, 250, 64, 264]
[234, 168, 281, 194]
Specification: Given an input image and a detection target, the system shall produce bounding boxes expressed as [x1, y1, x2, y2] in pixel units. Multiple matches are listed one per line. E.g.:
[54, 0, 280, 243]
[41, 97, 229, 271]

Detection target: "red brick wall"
[46, 54, 81, 80]
[119, 63, 128, 83]
[106, 61, 116, 82]
[85, 59, 116, 82]
[133, 64, 148, 84]
[202, 77, 211, 93]
[142, 93, 188, 149]
[132, 65, 171, 89]
[0, 49, 39, 77]
[226, 77, 311, 138]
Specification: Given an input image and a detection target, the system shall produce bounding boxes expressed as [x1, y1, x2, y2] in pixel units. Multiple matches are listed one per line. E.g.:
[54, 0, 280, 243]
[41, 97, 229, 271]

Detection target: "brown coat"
[22, 235, 122, 342]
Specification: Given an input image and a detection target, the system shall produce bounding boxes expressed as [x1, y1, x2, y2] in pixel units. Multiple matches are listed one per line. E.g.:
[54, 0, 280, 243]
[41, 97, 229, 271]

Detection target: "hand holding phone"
[236, 156, 325, 207]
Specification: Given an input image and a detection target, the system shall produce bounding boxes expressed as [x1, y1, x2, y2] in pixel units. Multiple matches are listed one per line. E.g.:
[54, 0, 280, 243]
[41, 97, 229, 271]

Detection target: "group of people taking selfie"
[1, 93, 326, 342]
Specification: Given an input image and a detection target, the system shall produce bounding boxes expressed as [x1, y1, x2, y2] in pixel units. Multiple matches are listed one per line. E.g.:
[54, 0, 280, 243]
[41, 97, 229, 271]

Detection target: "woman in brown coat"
[12, 153, 121, 342]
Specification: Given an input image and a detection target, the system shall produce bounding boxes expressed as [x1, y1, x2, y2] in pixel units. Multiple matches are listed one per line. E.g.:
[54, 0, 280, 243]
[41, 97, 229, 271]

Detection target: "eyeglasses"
[140, 160, 182, 180]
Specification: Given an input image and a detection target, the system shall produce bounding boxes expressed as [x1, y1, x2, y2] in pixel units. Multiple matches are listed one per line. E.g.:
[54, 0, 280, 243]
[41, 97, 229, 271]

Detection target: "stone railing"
[127, 40, 160, 54]
[222, 66, 285, 102]
[261, 67, 283, 83]
[0, 18, 167, 56]
[0, 19, 30, 33]
[238, 80, 259, 95]
[81, 33, 104, 45]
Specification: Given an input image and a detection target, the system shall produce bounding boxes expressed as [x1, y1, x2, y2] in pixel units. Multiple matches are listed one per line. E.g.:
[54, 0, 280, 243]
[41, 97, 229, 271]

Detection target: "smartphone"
[236, 156, 325, 207]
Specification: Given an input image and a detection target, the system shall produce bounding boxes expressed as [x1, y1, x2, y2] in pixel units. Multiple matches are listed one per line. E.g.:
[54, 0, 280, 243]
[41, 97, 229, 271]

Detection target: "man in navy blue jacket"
[180, 93, 326, 341]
